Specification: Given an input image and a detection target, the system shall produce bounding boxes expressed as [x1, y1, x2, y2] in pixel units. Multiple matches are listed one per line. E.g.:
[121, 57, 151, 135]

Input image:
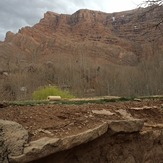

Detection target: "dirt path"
[0, 99, 163, 141]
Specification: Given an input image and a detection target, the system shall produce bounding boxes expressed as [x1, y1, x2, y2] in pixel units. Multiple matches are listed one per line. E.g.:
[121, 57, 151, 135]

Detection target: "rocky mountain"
[0, 6, 162, 72]
[0, 6, 163, 100]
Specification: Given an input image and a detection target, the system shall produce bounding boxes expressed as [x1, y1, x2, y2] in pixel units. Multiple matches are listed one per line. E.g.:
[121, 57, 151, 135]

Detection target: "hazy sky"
[0, 0, 144, 40]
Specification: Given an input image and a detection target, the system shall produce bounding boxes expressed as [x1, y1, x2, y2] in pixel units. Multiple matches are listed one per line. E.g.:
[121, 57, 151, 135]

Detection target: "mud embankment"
[32, 129, 163, 163]
[1, 119, 163, 163]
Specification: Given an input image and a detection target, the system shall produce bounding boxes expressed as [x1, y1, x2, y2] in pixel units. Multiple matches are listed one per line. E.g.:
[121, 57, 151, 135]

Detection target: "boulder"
[9, 122, 108, 163]
[0, 119, 29, 157]
[108, 119, 144, 133]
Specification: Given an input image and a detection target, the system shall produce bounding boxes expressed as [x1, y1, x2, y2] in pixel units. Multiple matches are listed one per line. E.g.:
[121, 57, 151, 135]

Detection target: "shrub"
[32, 86, 75, 100]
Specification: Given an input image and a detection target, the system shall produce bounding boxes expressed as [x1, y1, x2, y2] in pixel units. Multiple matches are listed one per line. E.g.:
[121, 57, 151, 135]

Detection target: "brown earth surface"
[0, 99, 163, 141]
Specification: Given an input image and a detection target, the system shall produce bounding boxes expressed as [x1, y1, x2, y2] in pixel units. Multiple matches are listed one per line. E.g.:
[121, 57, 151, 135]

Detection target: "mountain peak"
[44, 11, 59, 18]
[5, 31, 15, 42]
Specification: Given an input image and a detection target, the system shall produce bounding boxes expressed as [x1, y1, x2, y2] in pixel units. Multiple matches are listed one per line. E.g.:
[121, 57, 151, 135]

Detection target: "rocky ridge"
[0, 6, 163, 71]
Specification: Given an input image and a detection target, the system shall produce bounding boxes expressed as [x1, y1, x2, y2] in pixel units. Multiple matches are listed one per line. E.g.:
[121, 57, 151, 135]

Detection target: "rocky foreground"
[0, 97, 163, 162]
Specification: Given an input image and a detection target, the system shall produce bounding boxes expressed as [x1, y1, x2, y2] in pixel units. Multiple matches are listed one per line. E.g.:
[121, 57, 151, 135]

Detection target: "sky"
[0, 0, 144, 41]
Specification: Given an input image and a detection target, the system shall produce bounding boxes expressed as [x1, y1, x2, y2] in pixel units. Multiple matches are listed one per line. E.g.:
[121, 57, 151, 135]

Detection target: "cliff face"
[0, 6, 162, 70]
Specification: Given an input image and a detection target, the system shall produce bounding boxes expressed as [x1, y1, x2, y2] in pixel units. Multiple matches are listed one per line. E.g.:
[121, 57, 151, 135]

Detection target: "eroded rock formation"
[1, 118, 163, 163]
[0, 6, 162, 71]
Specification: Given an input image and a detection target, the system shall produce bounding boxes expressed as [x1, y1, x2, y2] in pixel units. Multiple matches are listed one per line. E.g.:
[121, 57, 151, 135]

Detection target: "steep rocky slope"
[0, 6, 162, 71]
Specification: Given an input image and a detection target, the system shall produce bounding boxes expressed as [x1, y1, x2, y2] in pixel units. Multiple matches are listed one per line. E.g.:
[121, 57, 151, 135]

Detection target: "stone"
[144, 123, 163, 129]
[37, 128, 54, 136]
[9, 122, 108, 163]
[0, 119, 29, 156]
[61, 122, 108, 150]
[108, 119, 144, 133]
[92, 109, 115, 116]
[133, 98, 141, 102]
[124, 155, 136, 163]
[25, 137, 60, 157]
[130, 106, 153, 110]
[115, 109, 133, 119]
[9, 137, 60, 163]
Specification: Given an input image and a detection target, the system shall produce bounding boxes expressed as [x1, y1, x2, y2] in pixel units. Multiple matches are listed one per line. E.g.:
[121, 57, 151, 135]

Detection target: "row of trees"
[0, 46, 162, 101]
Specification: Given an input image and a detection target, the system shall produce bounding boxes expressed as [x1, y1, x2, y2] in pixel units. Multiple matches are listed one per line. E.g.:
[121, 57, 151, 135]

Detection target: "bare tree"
[142, 0, 163, 28]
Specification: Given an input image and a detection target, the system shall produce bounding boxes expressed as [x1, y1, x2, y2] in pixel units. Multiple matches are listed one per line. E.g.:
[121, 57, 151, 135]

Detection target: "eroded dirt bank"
[0, 98, 163, 163]
[31, 129, 163, 163]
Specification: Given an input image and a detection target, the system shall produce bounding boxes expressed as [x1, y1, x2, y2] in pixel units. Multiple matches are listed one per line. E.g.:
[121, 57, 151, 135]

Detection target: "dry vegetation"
[0, 45, 162, 101]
